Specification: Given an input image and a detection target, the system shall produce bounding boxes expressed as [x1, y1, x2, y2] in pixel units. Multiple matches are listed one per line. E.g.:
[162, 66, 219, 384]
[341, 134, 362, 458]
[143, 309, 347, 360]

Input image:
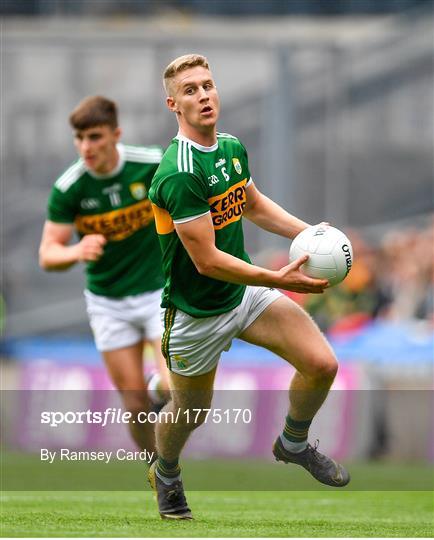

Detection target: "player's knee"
[154, 403, 205, 433]
[121, 391, 150, 418]
[169, 388, 214, 431]
[187, 407, 209, 428]
[311, 353, 338, 384]
[173, 401, 213, 431]
[301, 350, 338, 384]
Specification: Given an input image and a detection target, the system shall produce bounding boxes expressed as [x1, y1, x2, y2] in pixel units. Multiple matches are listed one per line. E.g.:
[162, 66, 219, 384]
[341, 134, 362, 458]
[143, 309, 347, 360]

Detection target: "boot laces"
[308, 439, 327, 464]
[166, 483, 186, 505]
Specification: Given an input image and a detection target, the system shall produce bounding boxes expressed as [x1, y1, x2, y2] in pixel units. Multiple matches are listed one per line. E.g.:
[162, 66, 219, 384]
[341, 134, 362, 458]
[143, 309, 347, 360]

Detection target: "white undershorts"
[161, 285, 283, 376]
[84, 289, 163, 352]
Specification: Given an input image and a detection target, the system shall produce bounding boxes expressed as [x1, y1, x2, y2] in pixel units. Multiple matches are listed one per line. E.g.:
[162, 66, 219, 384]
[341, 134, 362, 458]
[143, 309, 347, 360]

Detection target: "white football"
[289, 225, 353, 287]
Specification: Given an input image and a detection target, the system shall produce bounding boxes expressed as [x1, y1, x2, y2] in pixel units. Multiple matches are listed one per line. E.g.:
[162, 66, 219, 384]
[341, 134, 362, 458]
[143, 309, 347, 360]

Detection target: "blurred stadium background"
[1, 0, 433, 474]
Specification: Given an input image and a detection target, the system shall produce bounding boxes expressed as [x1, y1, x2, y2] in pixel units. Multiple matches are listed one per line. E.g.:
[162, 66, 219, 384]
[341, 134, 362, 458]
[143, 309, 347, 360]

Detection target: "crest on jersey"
[232, 158, 242, 175]
[130, 182, 147, 200]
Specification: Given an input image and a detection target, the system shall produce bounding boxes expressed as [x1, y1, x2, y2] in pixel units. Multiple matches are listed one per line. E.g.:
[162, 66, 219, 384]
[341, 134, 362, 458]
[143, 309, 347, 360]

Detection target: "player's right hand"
[276, 254, 329, 294]
[76, 234, 107, 262]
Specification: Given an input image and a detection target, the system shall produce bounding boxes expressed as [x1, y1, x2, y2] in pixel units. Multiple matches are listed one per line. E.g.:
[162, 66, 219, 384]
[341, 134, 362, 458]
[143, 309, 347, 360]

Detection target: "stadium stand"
[2, 7, 433, 335]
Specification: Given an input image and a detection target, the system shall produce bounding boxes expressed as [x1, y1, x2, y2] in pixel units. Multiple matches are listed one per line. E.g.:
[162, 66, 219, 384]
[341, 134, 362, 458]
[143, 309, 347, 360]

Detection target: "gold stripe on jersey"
[208, 178, 248, 230]
[151, 203, 175, 235]
[74, 199, 154, 241]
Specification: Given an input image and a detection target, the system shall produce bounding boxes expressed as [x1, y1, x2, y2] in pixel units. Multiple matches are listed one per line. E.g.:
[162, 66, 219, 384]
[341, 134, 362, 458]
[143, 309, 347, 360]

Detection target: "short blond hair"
[163, 54, 210, 95]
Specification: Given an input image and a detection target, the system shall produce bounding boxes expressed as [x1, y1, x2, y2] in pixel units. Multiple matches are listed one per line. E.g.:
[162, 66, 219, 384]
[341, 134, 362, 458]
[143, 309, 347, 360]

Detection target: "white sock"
[147, 373, 165, 405]
[155, 468, 180, 485]
[280, 434, 307, 454]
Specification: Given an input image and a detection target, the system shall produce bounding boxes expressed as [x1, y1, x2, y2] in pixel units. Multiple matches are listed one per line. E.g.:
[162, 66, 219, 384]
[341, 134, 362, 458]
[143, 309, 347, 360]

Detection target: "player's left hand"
[276, 254, 329, 294]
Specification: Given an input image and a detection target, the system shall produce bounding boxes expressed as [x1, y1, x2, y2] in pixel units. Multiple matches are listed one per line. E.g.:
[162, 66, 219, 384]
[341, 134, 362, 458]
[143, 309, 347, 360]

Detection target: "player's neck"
[178, 126, 217, 148]
[99, 148, 119, 174]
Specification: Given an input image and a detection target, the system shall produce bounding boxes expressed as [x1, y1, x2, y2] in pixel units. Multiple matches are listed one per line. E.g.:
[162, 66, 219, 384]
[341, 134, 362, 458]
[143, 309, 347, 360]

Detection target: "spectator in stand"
[377, 221, 433, 323]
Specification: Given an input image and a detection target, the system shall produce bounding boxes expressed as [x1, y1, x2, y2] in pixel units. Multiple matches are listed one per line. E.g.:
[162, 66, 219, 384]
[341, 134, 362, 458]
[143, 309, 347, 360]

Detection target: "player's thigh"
[147, 337, 171, 390]
[169, 367, 217, 412]
[102, 341, 146, 391]
[239, 295, 336, 377]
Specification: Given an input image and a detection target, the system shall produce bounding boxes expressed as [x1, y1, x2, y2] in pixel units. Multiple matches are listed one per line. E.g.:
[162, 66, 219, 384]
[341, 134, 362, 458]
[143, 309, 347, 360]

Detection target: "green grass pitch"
[1, 490, 433, 537]
[1, 457, 433, 537]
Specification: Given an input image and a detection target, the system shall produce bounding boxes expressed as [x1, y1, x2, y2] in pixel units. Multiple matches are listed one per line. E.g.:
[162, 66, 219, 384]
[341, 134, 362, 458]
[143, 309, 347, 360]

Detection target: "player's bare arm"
[39, 220, 106, 271]
[243, 182, 309, 239]
[175, 214, 327, 293]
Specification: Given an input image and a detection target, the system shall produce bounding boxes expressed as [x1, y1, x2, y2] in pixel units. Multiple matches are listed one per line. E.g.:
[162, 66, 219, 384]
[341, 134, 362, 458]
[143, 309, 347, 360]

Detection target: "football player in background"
[39, 95, 169, 463]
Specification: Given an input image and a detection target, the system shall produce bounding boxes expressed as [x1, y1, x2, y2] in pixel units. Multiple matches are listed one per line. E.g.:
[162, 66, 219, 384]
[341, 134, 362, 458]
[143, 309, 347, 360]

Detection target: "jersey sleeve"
[47, 185, 78, 223]
[156, 172, 210, 222]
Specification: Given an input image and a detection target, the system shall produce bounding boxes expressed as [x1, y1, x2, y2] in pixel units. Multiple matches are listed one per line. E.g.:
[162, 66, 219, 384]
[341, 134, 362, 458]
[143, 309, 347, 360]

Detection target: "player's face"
[168, 66, 220, 134]
[74, 125, 121, 174]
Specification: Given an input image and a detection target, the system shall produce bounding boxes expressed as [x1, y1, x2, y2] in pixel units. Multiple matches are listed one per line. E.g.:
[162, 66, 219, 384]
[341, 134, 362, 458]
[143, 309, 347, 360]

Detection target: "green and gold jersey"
[149, 133, 252, 318]
[47, 143, 164, 297]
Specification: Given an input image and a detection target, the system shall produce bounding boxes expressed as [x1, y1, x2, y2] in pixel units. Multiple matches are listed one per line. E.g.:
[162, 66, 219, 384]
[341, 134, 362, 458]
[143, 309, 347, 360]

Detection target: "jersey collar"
[176, 133, 218, 153]
[85, 143, 126, 179]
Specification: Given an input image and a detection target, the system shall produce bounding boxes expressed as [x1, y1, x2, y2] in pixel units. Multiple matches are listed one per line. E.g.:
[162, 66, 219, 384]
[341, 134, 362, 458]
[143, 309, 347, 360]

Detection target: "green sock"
[281, 414, 312, 452]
